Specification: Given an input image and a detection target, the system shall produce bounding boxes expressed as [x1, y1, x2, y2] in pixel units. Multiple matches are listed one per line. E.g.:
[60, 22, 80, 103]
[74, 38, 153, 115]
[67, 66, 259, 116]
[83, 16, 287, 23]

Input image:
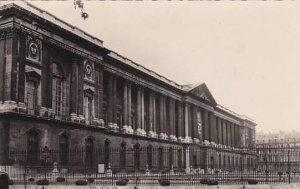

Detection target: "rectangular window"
[26, 81, 38, 115]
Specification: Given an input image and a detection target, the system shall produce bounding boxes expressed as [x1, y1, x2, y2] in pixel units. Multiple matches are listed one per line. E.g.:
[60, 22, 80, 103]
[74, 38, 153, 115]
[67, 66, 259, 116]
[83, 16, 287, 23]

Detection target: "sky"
[7, 0, 300, 133]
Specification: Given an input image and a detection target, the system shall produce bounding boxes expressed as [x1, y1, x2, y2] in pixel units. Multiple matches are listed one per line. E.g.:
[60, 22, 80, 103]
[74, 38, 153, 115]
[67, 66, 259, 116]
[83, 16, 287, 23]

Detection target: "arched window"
[27, 129, 40, 164]
[147, 145, 152, 169]
[134, 143, 140, 170]
[120, 142, 126, 170]
[104, 140, 110, 168]
[59, 134, 69, 166]
[85, 137, 94, 168]
[52, 63, 64, 117]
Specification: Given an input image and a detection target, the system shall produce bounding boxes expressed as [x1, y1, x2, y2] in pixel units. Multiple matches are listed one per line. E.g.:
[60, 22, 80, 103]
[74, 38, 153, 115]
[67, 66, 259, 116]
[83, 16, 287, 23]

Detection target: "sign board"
[98, 164, 105, 174]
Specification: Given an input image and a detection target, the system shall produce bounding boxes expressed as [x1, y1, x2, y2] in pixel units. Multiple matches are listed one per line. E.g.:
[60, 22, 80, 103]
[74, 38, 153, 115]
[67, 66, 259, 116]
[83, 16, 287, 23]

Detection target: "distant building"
[256, 131, 300, 147]
[0, 2, 256, 173]
[256, 131, 300, 173]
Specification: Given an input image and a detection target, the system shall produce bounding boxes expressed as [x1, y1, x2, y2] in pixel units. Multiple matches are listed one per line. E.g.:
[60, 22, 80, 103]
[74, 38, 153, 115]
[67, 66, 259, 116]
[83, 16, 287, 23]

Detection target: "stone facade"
[0, 2, 256, 172]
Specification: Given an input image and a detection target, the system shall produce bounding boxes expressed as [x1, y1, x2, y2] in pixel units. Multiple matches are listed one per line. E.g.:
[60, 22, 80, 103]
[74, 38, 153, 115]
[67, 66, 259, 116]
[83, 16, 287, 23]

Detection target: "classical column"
[215, 117, 219, 144]
[3, 32, 18, 103]
[127, 82, 133, 133]
[217, 117, 222, 145]
[77, 59, 84, 122]
[169, 99, 177, 141]
[69, 58, 78, 121]
[135, 86, 141, 134]
[192, 106, 200, 144]
[184, 103, 192, 143]
[107, 74, 113, 128]
[231, 123, 235, 147]
[41, 42, 51, 109]
[203, 110, 210, 142]
[140, 87, 146, 135]
[147, 91, 154, 137]
[152, 92, 157, 137]
[92, 64, 100, 126]
[112, 76, 118, 130]
[97, 66, 104, 126]
[209, 112, 217, 143]
[159, 94, 167, 139]
[222, 120, 227, 146]
[188, 105, 192, 139]
[177, 102, 184, 142]
[163, 96, 167, 137]
[122, 81, 128, 131]
[16, 34, 26, 111]
[227, 122, 231, 147]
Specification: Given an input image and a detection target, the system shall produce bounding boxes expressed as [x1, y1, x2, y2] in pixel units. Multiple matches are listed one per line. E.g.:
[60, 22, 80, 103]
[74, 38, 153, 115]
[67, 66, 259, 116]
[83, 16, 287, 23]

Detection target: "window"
[85, 137, 94, 168]
[120, 142, 126, 170]
[134, 143, 140, 170]
[147, 145, 153, 169]
[84, 89, 94, 124]
[52, 63, 64, 117]
[26, 80, 38, 115]
[59, 134, 69, 166]
[27, 129, 39, 164]
[104, 140, 110, 168]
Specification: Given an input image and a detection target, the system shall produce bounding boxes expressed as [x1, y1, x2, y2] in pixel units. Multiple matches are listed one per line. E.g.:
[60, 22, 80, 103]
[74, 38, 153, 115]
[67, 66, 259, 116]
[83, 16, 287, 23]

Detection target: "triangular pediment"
[183, 83, 217, 105]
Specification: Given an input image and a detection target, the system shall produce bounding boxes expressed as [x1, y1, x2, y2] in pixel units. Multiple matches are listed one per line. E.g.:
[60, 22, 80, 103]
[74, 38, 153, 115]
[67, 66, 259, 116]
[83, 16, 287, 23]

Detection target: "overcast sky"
[13, 1, 300, 133]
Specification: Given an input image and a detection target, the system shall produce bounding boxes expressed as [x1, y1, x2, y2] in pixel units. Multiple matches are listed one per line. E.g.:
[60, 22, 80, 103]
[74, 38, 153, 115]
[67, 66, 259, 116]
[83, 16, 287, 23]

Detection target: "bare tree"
[73, 0, 88, 20]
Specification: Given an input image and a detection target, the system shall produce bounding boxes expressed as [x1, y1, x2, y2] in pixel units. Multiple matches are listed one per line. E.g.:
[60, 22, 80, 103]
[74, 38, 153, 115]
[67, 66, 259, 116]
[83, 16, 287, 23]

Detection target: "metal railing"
[0, 146, 299, 186]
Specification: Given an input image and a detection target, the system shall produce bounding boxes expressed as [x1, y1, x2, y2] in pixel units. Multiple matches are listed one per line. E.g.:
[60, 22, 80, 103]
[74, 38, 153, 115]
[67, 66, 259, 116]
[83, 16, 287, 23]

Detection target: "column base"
[127, 125, 134, 134]
[78, 115, 85, 124]
[16, 102, 27, 113]
[159, 133, 168, 140]
[203, 140, 210, 146]
[210, 141, 217, 147]
[193, 138, 200, 144]
[99, 119, 105, 127]
[169, 135, 177, 141]
[122, 125, 134, 134]
[69, 113, 78, 122]
[185, 167, 190, 174]
[107, 123, 114, 130]
[183, 136, 192, 143]
[177, 137, 185, 143]
[112, 123, 119, 131]
[39, 107, 48, 117]
[91, 118, 104, 127]
[148, 131, 158, 138]
[135, 128, 147, 136]
[0, 100, 17, 112]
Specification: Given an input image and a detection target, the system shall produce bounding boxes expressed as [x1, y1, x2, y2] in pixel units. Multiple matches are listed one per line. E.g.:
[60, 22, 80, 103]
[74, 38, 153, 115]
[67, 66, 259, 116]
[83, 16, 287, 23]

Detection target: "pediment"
[184, 83, 217, 105]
